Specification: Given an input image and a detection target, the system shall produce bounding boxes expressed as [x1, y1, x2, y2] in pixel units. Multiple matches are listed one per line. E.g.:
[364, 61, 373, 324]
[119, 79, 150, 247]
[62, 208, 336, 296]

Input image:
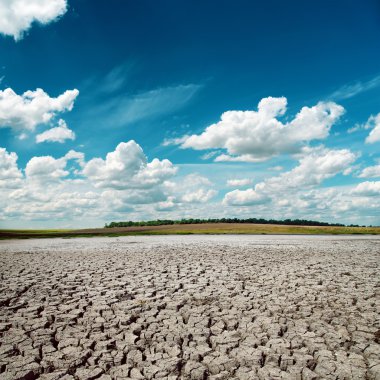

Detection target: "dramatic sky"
[1, 0, 380, 228]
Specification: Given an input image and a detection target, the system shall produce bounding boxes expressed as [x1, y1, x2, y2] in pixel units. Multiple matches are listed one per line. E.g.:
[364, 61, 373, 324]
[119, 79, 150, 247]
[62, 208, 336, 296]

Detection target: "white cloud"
[223, 146, 357, 206]
[36, 119, 75, 143]
[223, 188, 269, 206]
[226, 178, 252, 187]
[25, 150, 83, 184]
[25, 155, 68, 182]
[352, 181, 380, 196]
[269, 166, 283, 171]
[156, 196, 176, 211]
[101, 188, 167, 206]
[169, 97, 344, 162]
[0, 142, 182, 226]
[200, 151, 220, 160]
[358, 164, 380, 178]
[163, 173, 217, 205]
[328, 75, 380, 100]
[86, 84, 201, 129]
[347, 124, 362, 134]
[365, 113, 380, 144]
[83, 140, 177, 189]
[0, 147, 23, 188]
[0, 88, 79, 134]
[181, 188, 217, 203]
[179, 173, 212, 187]
[260, 146, 357, 190]
[0, 0, 67, 40]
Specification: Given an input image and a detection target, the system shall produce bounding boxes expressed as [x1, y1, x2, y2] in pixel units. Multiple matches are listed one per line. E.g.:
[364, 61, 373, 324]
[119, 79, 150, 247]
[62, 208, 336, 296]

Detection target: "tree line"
[105, 218, 361, 228]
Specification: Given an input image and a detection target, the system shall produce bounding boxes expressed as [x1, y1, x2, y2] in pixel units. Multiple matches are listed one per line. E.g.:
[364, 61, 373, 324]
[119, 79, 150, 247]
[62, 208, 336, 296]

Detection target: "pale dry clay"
[0, 235, 379, 380]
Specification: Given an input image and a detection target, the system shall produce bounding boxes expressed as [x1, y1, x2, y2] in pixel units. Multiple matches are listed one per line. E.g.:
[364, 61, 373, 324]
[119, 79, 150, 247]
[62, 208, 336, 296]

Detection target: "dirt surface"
[0, 235, 379, 380]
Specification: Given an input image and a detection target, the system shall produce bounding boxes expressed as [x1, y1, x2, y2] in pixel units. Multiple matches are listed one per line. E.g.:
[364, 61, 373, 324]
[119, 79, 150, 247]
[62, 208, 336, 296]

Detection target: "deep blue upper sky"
[2, 0, 380, 163]
[0, 0, 380, 227]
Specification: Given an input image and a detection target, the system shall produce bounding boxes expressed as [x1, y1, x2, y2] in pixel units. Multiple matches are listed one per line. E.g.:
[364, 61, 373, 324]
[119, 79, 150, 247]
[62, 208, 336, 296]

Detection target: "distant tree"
[104, 218, 353, 228]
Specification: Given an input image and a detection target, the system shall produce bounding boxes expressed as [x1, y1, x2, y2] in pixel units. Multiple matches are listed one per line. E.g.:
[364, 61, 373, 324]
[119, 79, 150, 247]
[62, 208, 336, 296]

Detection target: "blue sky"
[0, 0, 380, 228]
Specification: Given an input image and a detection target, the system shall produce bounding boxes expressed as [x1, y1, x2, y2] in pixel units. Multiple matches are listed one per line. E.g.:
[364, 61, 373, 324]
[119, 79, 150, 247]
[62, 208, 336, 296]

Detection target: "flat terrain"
[1, 223, 380, 239]
[0, 235, 379, 380]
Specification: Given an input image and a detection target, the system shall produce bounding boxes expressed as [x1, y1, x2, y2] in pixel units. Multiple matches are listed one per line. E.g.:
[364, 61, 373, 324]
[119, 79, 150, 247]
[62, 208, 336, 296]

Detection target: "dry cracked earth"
[0, 235, 379, 380]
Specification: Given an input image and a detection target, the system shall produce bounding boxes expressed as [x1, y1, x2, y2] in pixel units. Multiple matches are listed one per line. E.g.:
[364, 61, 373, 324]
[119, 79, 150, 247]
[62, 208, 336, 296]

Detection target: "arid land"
[0, 235, 379, 379]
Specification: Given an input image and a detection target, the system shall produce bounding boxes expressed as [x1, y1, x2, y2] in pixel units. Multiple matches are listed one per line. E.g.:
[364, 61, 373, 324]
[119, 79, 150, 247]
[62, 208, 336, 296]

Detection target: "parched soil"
[0, 235, 379, 380]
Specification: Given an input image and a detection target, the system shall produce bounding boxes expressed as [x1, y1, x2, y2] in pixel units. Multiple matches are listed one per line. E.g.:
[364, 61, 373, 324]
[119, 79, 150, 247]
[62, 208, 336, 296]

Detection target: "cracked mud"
[0, 235, 379, 380]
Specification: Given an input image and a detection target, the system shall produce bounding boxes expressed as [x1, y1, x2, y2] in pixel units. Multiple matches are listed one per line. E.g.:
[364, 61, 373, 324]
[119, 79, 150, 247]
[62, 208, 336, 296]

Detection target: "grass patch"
[1, 223, 379, 240]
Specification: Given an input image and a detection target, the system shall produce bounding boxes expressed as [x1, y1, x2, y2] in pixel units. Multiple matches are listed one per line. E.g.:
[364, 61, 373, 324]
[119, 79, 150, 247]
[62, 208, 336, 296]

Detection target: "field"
[0, 235, 379, 379]
[1, 222, 380, 239]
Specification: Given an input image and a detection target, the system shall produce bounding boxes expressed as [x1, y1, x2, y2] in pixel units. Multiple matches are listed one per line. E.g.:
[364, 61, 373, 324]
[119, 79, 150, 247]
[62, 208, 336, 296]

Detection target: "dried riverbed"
[0, 235, 379, 380]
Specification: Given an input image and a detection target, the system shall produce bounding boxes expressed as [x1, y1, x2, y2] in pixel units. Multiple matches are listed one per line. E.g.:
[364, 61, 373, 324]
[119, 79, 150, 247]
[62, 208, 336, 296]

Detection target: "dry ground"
[0, 235, 379, 380]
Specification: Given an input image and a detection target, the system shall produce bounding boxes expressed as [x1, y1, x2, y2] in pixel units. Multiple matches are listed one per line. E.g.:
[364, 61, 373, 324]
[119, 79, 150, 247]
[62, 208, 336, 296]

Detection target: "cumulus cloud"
[36, 119, 75, 143]
[223, 188, 269, 206]
[0, 88, 79, 134]
[358, 164, 380, 178]
[163, 173, 217, 205]
[223, 146, 357, 206]
[0, 147, 23, 188]
[181, 188, 217, 203]
[260, 146, 357, 191]
[226, 178, 252, 187]
[352, 181, 380, 196]
[168, 97, 344, 162]
[25, 156, 68, 182]
[83, 141, 177, 189]
[25, 150, 84, 184]
[0, 0, 67, 40]
[155, 196, 176, 211]
[365, 113, 380, 144]
[0, 141, 182, 225]
[101, 188, 167, 206]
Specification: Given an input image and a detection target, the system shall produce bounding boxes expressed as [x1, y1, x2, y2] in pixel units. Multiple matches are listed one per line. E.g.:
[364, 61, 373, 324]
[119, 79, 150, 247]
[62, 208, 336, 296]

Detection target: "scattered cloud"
[25, 156, 69, 183]
[87, 84, 201, 128]
[155, 196, 176, 211]
[226, 178, 252, 187]
[25, 150, 83, 184]
[328, 74, 380, 100]
[364, 113, 380, 144]
[223, 188, 269, 206]
[223, 146, 357, 206]
[347, 124, 362, 134]
[0, 0, 67, 40]
[259, 146, 357, 191]
[352, 181, 380, 196]
[163, 173, 217, 205]
[0, 139, 379, 226]
[182, 188, 217, 203]
[102, 188, 167, 206]
[36, 119, 75, 143]
[0, 141, 181, 224]
[0, 147, 23, 188]
[0, 87, 79, 135]
[358, 164, 380, 178]
[82, 140, 177, 189]
[269, 166, 284, 171]
[167, 97, 344, 162]
[200, 151, 220, 160]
